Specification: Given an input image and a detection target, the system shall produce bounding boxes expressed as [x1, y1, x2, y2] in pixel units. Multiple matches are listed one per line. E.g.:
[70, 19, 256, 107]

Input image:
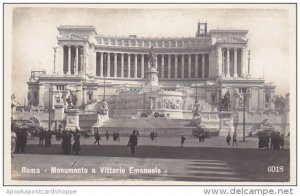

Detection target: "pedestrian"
[106, 131, 109, 140]
[272, 132, 281, 150]
[94, 130, 101, 145]
[16, 129, 27, 153]
[62, 130, 72, 154]
[128, 130, 138, 155]
[11, 131, 17, 158]
[150, 131, 155, 141]
[279, 133, 284, 149]
[258, 134, 263, 149]
[72, 129, 81, 155]
[113, 131, 117, 142]
[226, 133, 231, 146]
[181, 134, 186, 147]
[198, 133, 203, 143]
[116, 131, 120, 142]
[45, 129, 52, 147]
[232, 133, 237, 146]
[39, 128, 45, 146]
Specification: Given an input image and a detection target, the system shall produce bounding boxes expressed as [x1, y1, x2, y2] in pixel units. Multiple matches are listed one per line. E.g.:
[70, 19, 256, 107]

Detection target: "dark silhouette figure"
[106, 131, 109, 140]
[128, 131, 138, 155]
[226, 133, 231, 146]
[62, 131, 72, 154]
[72, 130, 81, 155]
[45, 130, 52, 147]
[94, 131, 101, 145]
[181, 135, 186, 147]
[232, 133, 237, 146]
[39, 129, 45, 146]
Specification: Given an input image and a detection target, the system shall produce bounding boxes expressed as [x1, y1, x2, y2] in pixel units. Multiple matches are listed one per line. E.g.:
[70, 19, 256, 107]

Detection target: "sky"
[8, 4, 295, 103]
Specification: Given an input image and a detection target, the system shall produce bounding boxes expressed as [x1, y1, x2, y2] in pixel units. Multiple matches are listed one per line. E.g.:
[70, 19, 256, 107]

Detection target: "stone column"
[128, 54, 131, 78]
[188, 54, 191, 78]
[39, 84, 45, 108]
[141, 54, 144, 78]
[121, 53, 124, 78]
[85, 43, 89, 75]
[195, 54, 198, 78]
[217, 46, 223, 76]
[241, 47, 246, 77]
[100, 53, 104, 77]
[107, 53, 110, 77]
[57, 44, 63, 75]
[67, 46, 71, 74]
[181, 55, 184, 78]
[91, 49, 96, 76]
[161, 55, 164, 78]
[134, 54, 138, 78]
[75, 46, 79, 75]
[175, 54, 178, 78]
[226, 48, 230, 77]
[82, 88, 86, 105]
[167, 54, 171, 78]
[114, 53, 117, 77]
[233, 48, 238, 77]
[202, 54, 205, 78]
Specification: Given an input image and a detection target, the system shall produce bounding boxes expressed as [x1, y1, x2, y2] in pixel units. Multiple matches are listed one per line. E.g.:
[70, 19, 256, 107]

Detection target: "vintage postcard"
[3, 4, 296, 185]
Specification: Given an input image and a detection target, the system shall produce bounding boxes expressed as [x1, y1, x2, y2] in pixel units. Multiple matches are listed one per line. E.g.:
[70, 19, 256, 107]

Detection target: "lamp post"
[237, 88, 251, 142]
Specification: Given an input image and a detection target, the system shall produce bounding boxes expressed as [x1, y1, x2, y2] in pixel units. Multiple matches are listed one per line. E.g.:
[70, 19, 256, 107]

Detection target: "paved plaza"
[26, 134, 290, 149]
[11, 135, 290, 183]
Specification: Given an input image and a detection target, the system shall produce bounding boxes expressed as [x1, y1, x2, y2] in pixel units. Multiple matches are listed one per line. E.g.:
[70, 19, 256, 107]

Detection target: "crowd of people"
[258, 131, 284, 150]
[11, 123, 287, 159]
[226, 133, 238, 146]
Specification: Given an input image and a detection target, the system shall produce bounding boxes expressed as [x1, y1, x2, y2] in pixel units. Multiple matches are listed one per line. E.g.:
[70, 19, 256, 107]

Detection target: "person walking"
[116, 131, 120, 142]
[94, 130, 101, 145]
[11, 131, 17, 158]
[72, 129, 81, 155]
[106, 131, 109, 141]
[232, 133, 237, 146]
[45, 129, 52, 147]
[279, 134, 285, 150]
[226, 133, 231, 146]
[180, 134, 186, 147]
[38, 128, 45, 146]
[128, 130, 138, 155]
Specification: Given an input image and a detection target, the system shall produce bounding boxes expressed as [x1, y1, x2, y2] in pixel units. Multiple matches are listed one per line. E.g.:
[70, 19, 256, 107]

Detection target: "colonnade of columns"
[95, 52, 210, 79]
[61, 45, 85, 75]
[217, 46, 245, 77]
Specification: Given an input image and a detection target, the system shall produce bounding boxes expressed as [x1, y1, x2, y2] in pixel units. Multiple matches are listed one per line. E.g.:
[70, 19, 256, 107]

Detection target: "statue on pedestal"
[64, 90, 78, 109]
[148, 46, 157, 69]
[220, 90, 231, 110]
[98, 100, 109, 115]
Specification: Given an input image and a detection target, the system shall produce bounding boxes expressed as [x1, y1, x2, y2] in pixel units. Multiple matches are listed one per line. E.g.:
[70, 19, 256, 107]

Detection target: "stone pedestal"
[54, 104, 64, 121]
[65, 109, 80, 131]
[219, 111, 234, 136]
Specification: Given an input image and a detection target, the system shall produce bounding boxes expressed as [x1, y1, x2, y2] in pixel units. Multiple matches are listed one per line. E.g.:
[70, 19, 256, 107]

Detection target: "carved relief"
[58, 34, 88, 41]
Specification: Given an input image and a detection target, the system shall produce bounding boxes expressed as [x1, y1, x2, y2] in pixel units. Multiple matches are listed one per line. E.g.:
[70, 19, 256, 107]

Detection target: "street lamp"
[236, 88, 251, 142]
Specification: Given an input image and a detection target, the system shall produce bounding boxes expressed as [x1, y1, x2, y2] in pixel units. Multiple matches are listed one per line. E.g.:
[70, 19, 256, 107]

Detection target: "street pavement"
[10, 135, 290, 183]
[12, 154, 247, 182]
[26, 135, 290, 149]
